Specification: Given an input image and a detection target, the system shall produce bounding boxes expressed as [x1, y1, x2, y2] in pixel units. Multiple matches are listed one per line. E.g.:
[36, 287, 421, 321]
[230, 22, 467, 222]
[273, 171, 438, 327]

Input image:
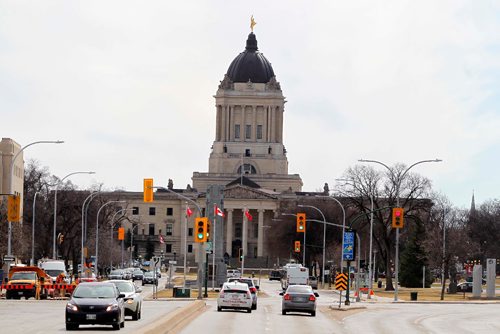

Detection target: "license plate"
[294, 297, 306, 302]
[18, 292, 23, 295]
[86, 314, 96, 320]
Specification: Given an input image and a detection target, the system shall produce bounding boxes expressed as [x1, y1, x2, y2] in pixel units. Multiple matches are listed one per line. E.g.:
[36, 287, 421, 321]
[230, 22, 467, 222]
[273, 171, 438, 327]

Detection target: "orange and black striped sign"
[335, 273, 348, 291]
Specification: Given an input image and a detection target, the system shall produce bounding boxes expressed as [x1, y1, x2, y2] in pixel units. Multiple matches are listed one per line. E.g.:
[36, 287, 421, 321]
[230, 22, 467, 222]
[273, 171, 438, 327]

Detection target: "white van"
[281, 264, 309, 290]
[39, 260, 69, 283]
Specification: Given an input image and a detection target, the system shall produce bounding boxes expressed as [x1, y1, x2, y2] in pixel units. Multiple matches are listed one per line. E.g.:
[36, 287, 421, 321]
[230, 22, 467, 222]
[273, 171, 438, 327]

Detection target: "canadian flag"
[245, 210, 253, 221]
[186, 207, 193, 217]
[159, 235, 165, 244]
[215, 205, 225, 217]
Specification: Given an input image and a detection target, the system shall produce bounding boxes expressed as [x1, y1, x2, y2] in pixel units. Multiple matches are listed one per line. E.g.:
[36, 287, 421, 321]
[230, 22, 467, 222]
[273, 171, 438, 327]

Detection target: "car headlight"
[106, 304, 119, 312]
[66, 303, 78, 312]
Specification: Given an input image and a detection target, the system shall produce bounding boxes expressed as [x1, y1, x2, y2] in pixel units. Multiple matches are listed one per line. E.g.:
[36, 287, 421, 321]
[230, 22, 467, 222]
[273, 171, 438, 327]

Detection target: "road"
[180, 279, 500, 334]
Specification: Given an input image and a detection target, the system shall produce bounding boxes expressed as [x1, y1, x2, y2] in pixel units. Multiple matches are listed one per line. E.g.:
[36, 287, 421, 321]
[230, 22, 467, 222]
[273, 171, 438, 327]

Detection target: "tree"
[145, 238, 155, 261]
[399, 219, 432, 287]
[336, 164, 434, 291]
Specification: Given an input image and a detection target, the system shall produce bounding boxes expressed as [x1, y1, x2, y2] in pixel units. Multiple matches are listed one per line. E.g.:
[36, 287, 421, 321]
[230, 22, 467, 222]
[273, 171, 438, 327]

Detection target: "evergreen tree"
[145, 238, 155, 261]
[400, 220, 432, 288]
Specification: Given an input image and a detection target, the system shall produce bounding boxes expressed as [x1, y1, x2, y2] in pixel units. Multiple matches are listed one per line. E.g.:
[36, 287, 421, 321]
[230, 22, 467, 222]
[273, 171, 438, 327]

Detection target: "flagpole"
[212, 204, 217, 290]
[183, 203, 188, 288]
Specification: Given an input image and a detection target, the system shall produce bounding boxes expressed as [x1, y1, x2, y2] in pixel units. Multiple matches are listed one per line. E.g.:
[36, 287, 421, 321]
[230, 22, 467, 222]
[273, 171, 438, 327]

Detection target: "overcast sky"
[1, 1, 499, 208]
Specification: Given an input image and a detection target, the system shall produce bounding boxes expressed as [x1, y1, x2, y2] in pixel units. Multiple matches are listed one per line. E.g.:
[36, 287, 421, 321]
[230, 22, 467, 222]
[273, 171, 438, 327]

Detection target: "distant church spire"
[470, 190, 476, 217]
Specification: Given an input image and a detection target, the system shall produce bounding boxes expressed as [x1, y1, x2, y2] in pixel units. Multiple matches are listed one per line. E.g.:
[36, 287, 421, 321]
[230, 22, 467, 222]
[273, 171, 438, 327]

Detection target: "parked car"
[227, 269, 241, 279]
[65, 282, 125, 330]
[132, 269, 144, 281]
[456, 282, 474, 293]
[108, 269, 125, 280]
[217, 281, 252, 313]
[281, 285, 319, 316]
[309, 276, 318, 289]
[269, 270, 282, 281]
[108, 280, 143, 320]
[227, 277, 258, 310]
[142, 271, 158, 286]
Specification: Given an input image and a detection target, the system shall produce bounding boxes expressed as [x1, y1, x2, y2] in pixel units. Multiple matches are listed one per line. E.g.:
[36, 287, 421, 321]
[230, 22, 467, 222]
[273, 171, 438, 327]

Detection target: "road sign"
[342, 230, 356, 261]
[335, 273, 348, 291]
[3, 255, 15, 262]
[324, 269, 330, 275]
[169, 260, 177, 265]
[205, 241, 213, 252]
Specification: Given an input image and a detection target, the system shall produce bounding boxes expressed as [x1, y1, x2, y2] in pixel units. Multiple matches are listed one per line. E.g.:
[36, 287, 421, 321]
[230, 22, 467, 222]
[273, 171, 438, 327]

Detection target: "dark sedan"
[65, 282, 125, 330]
[142, 271, 158, 286]
[280, 285, 319, 316]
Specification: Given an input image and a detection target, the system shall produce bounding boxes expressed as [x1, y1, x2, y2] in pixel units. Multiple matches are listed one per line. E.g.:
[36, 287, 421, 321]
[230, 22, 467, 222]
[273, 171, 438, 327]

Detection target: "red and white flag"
[245, 210, 253, 221]
[215, 205, 225, 217]
[159, 235, 165, 244]
[186, 207, 193, 217]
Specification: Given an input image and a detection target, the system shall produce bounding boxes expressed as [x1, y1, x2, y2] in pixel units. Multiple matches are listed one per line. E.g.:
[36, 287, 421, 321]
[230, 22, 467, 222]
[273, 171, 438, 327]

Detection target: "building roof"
[226, 32, 275, 83]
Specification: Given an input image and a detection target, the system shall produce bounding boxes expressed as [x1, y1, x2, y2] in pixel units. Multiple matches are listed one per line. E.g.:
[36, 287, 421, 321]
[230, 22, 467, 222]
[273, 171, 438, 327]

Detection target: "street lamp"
[298, 204, 327, 289]
[31, 191, 43, 266]
[95, 200, 126, 276]
[53, 171, 95, 258]
[358, 158, 442, 301]
[81, 190, 101, 276]
[7, 140, 64, 257]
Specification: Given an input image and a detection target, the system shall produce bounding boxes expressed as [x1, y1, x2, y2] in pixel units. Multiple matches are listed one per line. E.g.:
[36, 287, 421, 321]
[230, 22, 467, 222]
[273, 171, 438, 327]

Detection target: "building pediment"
[224, 184, 278, 200]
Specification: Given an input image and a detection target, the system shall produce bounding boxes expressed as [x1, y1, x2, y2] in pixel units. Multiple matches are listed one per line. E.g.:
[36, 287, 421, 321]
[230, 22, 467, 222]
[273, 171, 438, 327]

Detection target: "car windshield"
[133, 270, 142, 274]
[45, 269, 63, 277]
[113, 282, 135, 293]
[11, 272, 36, 280]
[73, 285, 116, 298]
[144, 272, 153, 277]
[110, 270, 123, 275]
[287, 285, 313, 294]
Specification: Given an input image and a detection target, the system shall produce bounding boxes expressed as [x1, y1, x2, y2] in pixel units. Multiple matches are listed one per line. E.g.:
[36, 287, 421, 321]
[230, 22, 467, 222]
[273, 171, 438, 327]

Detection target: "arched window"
[237, 164, 257, 174]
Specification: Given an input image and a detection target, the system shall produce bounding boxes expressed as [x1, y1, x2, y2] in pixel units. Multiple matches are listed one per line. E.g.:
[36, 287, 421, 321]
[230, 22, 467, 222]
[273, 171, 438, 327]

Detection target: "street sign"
[324, 269, 330, 275]
[342, 230, 356, 261]
[169, 260, 177, 265]
[205, 241, 213, 252]
[3, 255, 15, 262]
[335, 273, 348, 291]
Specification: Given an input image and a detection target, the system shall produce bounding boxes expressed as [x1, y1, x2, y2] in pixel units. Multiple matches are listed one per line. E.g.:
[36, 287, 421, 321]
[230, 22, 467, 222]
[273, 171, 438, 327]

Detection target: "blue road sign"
[342, 231, 355, 261]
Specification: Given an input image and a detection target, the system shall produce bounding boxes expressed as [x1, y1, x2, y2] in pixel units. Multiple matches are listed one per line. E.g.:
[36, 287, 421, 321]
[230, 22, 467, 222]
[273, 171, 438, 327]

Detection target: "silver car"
[108, 280, 143, 320]
[280, 285, 319, 316]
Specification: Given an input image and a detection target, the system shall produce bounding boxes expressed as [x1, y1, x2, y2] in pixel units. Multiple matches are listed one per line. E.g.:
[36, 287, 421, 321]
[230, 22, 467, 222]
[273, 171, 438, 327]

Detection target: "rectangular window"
[188, 228, 193, 237]
[141, 229, 145, 235]
[254, 247, 258, 258]
[235, 223, 242, 239]
[257, 125, 262, 139]
[149, 207, 156, 216]
[166, 244, 172, 253]
[159, 229, 162, 236]
[254, 224, 258, 238]
[149, 224, 155, 236]
[166, 223, 173, 236]
[245, 125, 251, 139]
[188, 244, 193, 253]
[235, 124, 240, 139]
[132, 207, 139, 215]
[166, 207, 173, 216]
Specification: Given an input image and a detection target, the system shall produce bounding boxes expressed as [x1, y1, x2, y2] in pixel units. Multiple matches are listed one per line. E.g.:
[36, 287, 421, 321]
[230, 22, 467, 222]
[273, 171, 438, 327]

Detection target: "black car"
[142, 271, 158, 286]
[65, 282, 125, 330]
[269, 270, 282, 281]
[132, 269, 144, 281]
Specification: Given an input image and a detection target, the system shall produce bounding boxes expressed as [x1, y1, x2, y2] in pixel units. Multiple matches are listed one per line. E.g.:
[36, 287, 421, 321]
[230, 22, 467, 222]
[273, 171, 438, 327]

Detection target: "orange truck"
[2, 266, 52, 300]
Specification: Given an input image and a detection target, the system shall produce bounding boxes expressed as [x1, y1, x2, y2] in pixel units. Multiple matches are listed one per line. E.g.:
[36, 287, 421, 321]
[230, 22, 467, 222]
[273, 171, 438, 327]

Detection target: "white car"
[217, 282, 252, 313]
[226, 269, 241, 279]
[108, 280, 143, 320]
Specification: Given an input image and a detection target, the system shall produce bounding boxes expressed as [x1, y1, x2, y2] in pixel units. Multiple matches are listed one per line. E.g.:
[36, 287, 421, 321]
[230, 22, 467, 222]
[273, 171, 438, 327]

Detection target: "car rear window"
[287, 285, 313, 293]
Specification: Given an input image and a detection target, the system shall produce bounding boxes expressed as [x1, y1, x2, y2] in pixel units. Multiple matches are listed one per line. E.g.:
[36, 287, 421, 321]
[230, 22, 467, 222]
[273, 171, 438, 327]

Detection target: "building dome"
[226, 33, 275, 83]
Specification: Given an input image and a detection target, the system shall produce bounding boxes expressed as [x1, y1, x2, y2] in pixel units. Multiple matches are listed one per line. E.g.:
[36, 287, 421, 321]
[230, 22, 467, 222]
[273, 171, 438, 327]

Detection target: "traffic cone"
[369, 289, 375, 296]
[354, 291, 358, 298]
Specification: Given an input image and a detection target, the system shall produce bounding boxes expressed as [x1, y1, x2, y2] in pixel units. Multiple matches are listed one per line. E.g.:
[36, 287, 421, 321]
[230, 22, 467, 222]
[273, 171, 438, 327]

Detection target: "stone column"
[226, 209, 233, 255]
[257, 209, 264, 257]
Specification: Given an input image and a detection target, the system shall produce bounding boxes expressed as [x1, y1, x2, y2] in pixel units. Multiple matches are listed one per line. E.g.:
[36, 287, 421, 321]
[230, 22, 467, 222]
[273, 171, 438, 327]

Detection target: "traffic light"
[296, 213, 306, 233]
[392, 207, 404, 228]
[7, 195, 20, 222]
[194, 217, 208, 243]
[238, 248, 243, 262]
[118, 227, 125, 240]
[143, 178, 154, 203]
[294, 241, 301, 253]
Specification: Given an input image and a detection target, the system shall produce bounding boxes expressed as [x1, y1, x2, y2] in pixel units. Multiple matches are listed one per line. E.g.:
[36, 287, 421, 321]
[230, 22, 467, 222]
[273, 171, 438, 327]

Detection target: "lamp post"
[81, 191, 101, 276]
[53, 171, 95, 259]
[95, 200, 126, 276]
[298, 204, 327, 289]
[358, 158, 442, 301]
[7, 140, 63, 257]
[31, 191, 43, 266]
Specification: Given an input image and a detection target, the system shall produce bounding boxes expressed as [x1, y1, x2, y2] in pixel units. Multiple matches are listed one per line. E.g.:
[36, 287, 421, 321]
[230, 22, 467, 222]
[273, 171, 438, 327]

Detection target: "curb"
[143, 300, 206, 334]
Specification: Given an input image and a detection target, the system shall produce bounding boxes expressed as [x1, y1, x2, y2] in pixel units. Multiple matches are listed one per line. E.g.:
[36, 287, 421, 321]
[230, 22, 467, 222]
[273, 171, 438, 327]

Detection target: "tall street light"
[298, 204, 327, 289]
[81, 190, 101, 276]
[95, 200, 126, 276]
[358, 158, 442, 301]
[7, 140, 64, 257]
[53, 171, 95, 259]
[31, 191, 43, 266]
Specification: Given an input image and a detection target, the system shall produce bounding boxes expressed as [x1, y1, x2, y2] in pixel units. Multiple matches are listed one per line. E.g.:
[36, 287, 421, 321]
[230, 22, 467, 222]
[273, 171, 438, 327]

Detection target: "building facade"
[0, 138, 24, 214]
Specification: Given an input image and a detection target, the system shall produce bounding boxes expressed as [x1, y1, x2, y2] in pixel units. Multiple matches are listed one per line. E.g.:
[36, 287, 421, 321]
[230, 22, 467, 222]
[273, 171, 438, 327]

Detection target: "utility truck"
[281, 263, 309, 290]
